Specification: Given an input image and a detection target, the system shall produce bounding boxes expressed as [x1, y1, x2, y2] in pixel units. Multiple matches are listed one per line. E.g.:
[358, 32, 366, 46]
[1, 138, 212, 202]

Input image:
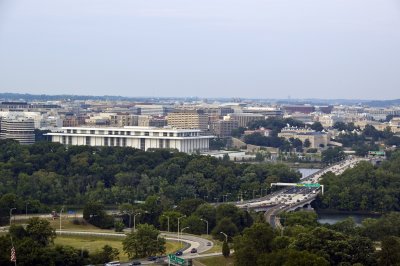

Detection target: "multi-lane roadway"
[234, 157, 370, 226]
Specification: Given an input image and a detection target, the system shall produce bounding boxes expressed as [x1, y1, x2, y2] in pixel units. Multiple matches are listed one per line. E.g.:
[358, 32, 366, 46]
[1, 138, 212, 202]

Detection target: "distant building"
[244, 127, 272, 137]
[227, 113, 264, 128]
[283, 105, 315, 114]
[167, 110, 209, 131]
[0, 113, 35, 144]
[110, 113, 138, 127]
[135, 104, 174, 116]
[138, 115, 167, 127]
[62, 113, 79, 127]
[47, 126, 212, 153]
[278, 127, 329, 149]
[211, 119, 239, 138]
[242, 107, 283, 117]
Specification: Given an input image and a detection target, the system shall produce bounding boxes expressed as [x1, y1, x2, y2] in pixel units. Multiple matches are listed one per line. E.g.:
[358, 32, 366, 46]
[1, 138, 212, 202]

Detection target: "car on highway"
[175, 251, 183, 256]
[105, 261, 120, 266]
[129, 261, 141, 265]
[190, 248, 197, 253]
[147, 256, 157, 261]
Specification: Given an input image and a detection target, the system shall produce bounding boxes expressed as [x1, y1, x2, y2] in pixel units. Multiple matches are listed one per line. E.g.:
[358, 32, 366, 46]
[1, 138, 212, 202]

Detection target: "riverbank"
[316, 209, 382, 216]
[316, 209, 382, 225]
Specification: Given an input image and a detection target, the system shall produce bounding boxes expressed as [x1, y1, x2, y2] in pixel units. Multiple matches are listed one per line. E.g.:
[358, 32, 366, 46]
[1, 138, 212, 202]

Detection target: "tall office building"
[211, 119, 239, 138]
[0, 114, 35, 144]
[167, 110, 209, 131]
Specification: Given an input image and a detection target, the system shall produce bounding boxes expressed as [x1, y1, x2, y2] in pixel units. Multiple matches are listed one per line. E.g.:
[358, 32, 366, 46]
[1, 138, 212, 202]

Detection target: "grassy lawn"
[199, 235, 223, 254]
[195, 256, 234, 266]
[12, 217, 116, 232]
[54, 235, 182, 261]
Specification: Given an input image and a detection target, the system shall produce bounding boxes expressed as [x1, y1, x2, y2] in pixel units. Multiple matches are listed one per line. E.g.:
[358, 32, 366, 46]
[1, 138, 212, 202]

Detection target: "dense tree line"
[334, 123, 398, 156]
[0, 139, 301, 225]
[317, 151, 400, 212]
[0, 217, 122, 265]
[234, 211, 400, 266]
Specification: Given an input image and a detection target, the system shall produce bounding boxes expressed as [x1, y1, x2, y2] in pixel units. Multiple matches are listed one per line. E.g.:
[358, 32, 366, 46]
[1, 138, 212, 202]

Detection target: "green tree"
[123, 224, 166, 259]
[281, 211, 318, 228]
[25, 217, 56, 246]
[378, 236, 400, 266]
[158, 210, 184, 232]
[90, 245, 119, 264]
[212, 218, 238, 241]
[222, 241, 230, 258]
[258, 249, 329, 266]
[177, 198, 205, 217]
[181, 215, 205, 235]
[234, 223, 274, 266]
[83, 202, 114, 229]
[304, 139, 311, 148]
[310, 122, 324, 132]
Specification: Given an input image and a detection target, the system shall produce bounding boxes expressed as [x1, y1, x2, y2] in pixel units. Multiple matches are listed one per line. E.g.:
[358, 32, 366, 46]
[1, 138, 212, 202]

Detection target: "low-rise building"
[227, 113, 264, 128]
[244, 127, 272, 137]
[278, 127, 329, 149]
[46, 126, 212, 153]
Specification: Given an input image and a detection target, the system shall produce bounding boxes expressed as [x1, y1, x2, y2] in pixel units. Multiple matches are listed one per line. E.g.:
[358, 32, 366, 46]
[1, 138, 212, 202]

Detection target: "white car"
[105, 261, 120, 266]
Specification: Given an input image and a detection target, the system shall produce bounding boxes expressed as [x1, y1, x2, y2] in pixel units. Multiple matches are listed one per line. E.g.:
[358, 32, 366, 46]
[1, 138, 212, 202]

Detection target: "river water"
[297, 168, 320, 179]
[317, 213, 380, 225]
[294, 168, 380, 225]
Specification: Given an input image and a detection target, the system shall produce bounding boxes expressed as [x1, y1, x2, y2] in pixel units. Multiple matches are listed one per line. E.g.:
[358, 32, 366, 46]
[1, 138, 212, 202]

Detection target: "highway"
[51, 230, 214, 265]
[234, 157, 370, 226]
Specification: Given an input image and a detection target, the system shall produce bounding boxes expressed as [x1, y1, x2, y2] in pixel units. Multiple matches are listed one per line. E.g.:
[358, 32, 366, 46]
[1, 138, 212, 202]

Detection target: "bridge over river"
[232, 157, 372, 227]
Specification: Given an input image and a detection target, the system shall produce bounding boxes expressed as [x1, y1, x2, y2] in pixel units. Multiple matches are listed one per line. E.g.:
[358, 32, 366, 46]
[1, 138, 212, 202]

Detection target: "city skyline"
[0, 0, 399, 100]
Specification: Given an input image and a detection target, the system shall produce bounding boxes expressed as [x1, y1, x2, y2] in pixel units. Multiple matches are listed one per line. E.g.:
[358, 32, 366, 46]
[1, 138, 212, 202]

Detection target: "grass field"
[54, 235, 182, 261]
[195, 256, 234, 266]
[12, 217, 117, 232]
[199, 235, 223, 254]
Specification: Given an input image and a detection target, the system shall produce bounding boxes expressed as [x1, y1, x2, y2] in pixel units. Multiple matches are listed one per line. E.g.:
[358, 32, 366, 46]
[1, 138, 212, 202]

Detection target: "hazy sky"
[0, 0, 399, 99]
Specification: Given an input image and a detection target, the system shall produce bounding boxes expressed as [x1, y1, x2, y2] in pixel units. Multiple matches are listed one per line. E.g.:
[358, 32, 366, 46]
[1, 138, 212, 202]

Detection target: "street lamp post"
[123, 210, 134, 229]
[180, 227, 189, 247]
[9, 208, 16, 226]
[133, 213, 141, 232]
[162, 215, 170, 232]
[220, 231, 228, 243]
[177, 215, 186, 243]
[200, 218, 209, 235]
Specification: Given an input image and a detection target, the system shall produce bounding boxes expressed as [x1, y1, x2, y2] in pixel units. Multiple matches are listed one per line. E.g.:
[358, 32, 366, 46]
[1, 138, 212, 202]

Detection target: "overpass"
[233, 157, 371, 226]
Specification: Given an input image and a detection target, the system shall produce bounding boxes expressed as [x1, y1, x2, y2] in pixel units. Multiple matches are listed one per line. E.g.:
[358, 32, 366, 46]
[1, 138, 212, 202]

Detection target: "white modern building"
[46, 126, 213, 153]
[0, 113, 35, 144]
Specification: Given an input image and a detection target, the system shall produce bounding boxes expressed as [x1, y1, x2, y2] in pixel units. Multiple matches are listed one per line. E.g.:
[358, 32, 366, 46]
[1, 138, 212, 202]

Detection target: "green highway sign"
[296, 183, 321, 188]
[168, 254, 186, 265]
